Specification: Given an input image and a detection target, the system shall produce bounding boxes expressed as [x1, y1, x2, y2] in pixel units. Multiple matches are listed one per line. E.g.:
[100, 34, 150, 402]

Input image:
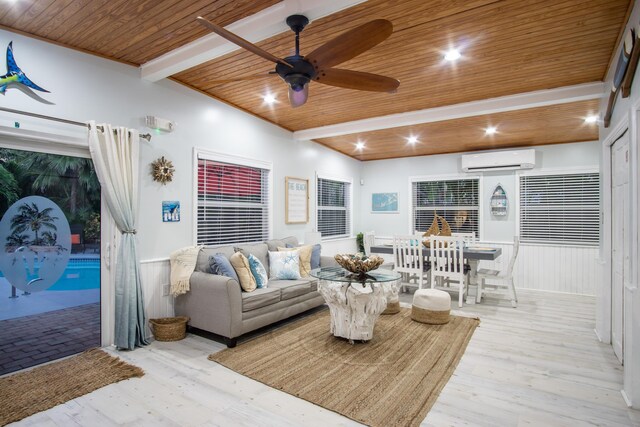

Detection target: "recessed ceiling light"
[485, 126, 497, 135]
[355, 141, 365, 150]
[584, 114, 598, 124]
[263, 93, 276, 104]
[407, 135, 418, 144]
[444, 48, 461, 62]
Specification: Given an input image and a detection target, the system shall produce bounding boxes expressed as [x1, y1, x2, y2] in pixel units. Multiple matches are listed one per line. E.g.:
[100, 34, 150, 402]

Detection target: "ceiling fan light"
[288, 84, 309, 108]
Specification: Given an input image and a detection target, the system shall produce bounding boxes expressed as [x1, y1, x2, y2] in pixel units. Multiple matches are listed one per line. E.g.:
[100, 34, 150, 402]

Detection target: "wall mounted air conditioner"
[461, 149, 535, 172]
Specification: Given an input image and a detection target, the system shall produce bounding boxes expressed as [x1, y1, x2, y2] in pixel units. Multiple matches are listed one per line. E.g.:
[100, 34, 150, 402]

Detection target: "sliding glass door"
[0, 147, 101, 375]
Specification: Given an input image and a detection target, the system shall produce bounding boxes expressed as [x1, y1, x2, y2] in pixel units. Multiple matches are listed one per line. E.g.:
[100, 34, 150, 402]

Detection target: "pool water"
[0, 259, 100, 291]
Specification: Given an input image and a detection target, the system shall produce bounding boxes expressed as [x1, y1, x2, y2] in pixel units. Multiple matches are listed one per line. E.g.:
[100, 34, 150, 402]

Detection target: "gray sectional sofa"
[175, 236, 335, 347]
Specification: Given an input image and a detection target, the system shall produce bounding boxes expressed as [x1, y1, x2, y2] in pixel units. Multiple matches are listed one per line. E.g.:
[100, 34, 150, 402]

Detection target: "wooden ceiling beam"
[293, 82, 604, 141]
[140, 0, 368, 82]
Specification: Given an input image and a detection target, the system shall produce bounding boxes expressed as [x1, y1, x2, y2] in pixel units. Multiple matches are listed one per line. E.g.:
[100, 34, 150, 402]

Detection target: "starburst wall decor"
[151, 156, 175, 185]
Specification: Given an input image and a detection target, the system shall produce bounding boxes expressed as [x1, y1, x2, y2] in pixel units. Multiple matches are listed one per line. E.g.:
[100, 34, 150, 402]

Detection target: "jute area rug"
[0, 348, 144, 426]
[209, 308, 479, 427]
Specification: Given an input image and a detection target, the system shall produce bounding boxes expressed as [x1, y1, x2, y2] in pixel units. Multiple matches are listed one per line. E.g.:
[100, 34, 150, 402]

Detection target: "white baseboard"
[621, 389, 632, 407]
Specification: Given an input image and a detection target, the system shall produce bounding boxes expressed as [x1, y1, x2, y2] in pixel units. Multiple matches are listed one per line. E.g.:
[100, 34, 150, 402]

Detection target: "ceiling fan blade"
[288, 84, 309, 108]
[196, 17, 292, 68]
[305, 19, 393, 70]
[315, 68, 399, 92]
[205, 73, 276, 88]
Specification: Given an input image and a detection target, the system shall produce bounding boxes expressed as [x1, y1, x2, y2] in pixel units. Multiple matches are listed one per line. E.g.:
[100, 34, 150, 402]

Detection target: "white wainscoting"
[140, 258, 173, 337]
[374, 237, 600, 296]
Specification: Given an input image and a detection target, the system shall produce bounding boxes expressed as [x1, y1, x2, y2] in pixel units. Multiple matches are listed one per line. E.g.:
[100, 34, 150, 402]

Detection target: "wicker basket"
[149, 316, 189, 342]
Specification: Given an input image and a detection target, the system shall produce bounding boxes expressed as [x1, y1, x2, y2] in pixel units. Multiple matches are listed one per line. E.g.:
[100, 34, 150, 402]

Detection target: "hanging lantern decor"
[490, 184, 508, 216]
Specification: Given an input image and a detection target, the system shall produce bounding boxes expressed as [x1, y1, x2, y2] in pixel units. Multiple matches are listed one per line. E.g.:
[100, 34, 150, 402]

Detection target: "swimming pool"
[0, 258, 100, 291]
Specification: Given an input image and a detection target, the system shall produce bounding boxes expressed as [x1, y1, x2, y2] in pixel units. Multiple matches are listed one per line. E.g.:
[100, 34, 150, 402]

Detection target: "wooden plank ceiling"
[0, 0, 630, 160]
[0, 0, 280, 64]
[316, 99, 600, 161]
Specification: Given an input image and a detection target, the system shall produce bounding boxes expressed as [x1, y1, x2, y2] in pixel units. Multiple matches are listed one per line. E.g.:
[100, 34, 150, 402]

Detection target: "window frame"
[193, 148, 273, 246]
[516, 167, 600, 247]
[408, 174, 483, 239]
[316, 172, 353, 240]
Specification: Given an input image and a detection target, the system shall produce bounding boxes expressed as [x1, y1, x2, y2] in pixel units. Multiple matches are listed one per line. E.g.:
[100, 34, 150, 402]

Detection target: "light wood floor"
[13, 290, 640, 427]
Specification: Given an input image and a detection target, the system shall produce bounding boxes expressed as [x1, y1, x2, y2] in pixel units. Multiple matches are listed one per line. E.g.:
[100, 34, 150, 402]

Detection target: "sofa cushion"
[196, 246, 235, 273]
[278, 245, 312, 277]
[208, 254, 239, 282]
[287, 243, 321, 270]
[265, 236, 299, 252]
[269, 279, 314, 300]
[241, 287, 281, 312]
[234, 243, 269, 275]
[230, 252, 257, 292]
[247, 253, 268, 288]
[269, 250, 301, 280]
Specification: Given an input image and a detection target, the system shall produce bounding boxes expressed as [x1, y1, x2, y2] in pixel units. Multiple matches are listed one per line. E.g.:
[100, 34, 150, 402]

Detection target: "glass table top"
[310, 267, 401, 283]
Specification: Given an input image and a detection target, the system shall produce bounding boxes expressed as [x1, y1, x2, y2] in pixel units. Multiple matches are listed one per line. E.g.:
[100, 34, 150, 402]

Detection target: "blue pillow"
[209, 254, 239, 283]
[310, 244, 321, 269]
[248, 254, 268, 288]
[286, 243, 321, 269]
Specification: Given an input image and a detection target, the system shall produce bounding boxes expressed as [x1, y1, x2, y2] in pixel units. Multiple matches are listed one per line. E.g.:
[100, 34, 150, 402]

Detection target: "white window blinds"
[197, 157, 270, 245]
[317, 177, 351, 238]
[519, 172, 599, 246]
[412, 179, 480, 238]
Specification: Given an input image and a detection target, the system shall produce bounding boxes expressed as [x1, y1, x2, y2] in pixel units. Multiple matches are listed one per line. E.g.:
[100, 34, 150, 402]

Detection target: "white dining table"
[369, 244, 502, 303]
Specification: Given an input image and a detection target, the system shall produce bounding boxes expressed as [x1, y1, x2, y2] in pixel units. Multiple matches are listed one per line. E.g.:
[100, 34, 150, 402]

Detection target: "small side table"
[310, 267, 401, 342]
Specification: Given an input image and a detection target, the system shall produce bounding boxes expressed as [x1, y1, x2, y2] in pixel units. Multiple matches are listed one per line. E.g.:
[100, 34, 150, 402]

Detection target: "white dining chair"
[451, 231, 476, 245]
[365, 230, 394, 270]
[476, 236, 519, 307]
[429, 235, 468, 308]
[392, 234, 429, 290]
[363, 231, 376, 255]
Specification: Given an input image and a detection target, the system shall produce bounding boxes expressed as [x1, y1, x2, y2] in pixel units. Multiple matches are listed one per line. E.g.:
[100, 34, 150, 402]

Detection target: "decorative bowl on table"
[334, 253, 384, 274]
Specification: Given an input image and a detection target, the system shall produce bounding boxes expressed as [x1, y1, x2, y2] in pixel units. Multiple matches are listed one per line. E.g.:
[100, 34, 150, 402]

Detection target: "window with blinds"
[197, 157, 270, 246]
[519, 172, 599, 246]
[412, 179, 480, 238]
[317, 177, 351, 238]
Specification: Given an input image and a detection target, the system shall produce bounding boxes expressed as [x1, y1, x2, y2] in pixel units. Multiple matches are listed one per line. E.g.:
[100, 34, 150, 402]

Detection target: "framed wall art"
[371, 192, 399, 213]
[285, 177, 309, 224]
[162, 201, 180, 222]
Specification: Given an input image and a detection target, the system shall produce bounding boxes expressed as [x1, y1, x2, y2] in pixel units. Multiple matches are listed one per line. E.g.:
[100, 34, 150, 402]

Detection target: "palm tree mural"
[9, 202, 58, 246]
[5, 232, 30, 250]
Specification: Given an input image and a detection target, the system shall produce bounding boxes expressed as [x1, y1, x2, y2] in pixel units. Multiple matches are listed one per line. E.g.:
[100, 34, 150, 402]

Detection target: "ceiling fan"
[196, 14, 400, 108]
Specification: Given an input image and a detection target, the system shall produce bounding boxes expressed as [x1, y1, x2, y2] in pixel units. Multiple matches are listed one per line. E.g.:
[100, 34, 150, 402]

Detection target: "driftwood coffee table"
[310, 267, 401, 343]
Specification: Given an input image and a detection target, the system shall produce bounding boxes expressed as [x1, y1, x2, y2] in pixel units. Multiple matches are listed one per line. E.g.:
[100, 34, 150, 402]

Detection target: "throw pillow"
[230, 252, 257, 292]
[278, 245, 312, 277]
[247, 253, 268, 288]
[208, 254, 239, 283]
[268, 250, 301, 280]
[286, 243, 321, 269]
[310, 244, 321, 269]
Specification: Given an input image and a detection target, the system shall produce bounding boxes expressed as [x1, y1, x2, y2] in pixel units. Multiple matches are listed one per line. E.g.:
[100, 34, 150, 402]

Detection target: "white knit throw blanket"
[170, 245, 203, 297]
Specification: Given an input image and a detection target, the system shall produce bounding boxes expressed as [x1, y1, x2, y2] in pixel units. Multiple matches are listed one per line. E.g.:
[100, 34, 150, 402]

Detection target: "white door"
[611, 133, 629, 364]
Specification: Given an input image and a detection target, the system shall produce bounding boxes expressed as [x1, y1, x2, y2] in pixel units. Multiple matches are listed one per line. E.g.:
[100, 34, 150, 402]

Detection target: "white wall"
[359, 142, 601, 295]
[360, 142, 600, 241]
[598, 0, 640, 409]
[0, 29, 361, 261]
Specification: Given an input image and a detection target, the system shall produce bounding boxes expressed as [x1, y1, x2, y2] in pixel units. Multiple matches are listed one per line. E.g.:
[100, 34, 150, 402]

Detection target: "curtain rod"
[0, 106, 152, 142]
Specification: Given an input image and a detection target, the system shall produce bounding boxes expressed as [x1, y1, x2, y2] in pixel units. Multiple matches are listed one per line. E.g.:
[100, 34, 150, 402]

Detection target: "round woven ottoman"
[411, 289, 451, 325]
